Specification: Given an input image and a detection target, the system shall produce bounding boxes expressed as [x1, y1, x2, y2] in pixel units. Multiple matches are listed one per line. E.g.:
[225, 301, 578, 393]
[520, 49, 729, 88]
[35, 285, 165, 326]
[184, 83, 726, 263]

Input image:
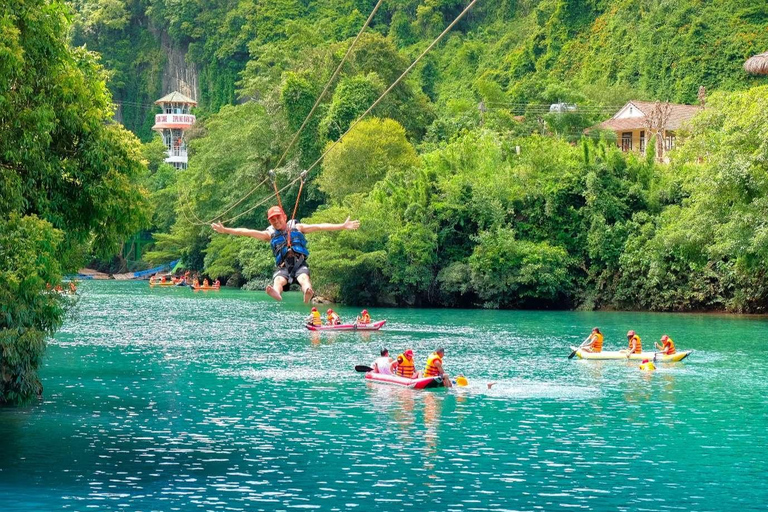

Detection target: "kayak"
[365, 371, 444, 389]
[570, 346, 692, 362]
[306, 320, 386, 331]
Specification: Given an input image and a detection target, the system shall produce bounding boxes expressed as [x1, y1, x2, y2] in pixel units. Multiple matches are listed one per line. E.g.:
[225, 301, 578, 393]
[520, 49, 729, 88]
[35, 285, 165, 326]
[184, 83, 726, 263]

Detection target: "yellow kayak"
[570, 346, 692, 362]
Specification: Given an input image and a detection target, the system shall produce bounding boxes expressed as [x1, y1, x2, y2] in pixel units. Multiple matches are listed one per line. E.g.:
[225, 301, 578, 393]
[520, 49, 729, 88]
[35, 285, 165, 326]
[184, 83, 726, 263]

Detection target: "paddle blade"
[355, 365, 373, 373]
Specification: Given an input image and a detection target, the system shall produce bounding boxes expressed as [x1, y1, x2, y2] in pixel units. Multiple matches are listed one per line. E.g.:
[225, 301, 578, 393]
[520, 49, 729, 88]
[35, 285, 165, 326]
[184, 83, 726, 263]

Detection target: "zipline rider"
[211, 206, 360, 302]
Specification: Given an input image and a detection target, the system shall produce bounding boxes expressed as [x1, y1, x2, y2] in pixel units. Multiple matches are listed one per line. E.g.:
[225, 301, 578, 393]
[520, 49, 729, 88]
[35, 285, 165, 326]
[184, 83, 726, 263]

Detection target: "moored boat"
[364, 371, 443, 389]
[570, 346, 692, 362]
[306, 320, 386, 331]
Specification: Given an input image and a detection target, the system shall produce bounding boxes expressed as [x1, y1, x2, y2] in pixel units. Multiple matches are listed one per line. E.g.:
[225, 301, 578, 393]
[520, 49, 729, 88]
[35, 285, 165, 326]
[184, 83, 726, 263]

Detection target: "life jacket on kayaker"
[424, 350, 444, 377]
[268, 218, 309, 266]
[656, 335, 676, 355]
[359, 310, 371, 324]
[327, 309, 341, 326]
[587, 328, 603, 352]
[308, 307, 322, 326]
[639, 359, 656, 371]
[396, 350, 416, 378]
[627, 331, 642, 353]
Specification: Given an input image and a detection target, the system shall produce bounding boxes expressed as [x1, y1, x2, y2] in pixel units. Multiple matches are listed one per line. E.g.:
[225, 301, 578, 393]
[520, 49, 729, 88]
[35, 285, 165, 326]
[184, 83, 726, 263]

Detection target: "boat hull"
[364, 372, 443, 389]
[306, 320, 386, 331]
[571, 346, 692, 362]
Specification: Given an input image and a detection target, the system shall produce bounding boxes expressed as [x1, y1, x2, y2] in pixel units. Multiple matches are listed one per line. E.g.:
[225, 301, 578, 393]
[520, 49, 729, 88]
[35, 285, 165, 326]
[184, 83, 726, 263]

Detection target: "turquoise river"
[1, 281, 767, 511]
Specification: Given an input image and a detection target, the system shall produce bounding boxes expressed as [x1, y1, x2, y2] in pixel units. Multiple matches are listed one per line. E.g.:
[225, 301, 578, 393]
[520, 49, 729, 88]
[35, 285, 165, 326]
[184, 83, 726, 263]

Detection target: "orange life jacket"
[396, 354, 415, 378]
[662, 338, 676, 355]
[589, 333, 603, 352]
[360, 313, 371, 324]
[628, 335, 642, 353]
[424, 352, 443, 377]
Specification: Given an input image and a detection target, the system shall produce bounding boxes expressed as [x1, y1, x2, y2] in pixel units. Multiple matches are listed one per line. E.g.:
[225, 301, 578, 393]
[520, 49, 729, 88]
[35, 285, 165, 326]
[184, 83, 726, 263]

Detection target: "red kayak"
[365, 371, 444, 389]
[305, 320, 386, 331]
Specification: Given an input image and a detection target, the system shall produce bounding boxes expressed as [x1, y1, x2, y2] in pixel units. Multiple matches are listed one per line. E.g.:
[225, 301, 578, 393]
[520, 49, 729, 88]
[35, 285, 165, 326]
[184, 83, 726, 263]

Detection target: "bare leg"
[487, 382, 496, 389]
[443, 372, 452, 388]
[266, 276, 288, 301]
[296, 274, 314, 303]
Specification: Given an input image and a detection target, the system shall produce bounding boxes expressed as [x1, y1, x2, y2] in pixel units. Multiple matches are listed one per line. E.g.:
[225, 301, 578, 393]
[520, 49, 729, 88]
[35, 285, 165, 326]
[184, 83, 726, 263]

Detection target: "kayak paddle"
[568, 336, 591, 359]
[355, 365, 373, 372]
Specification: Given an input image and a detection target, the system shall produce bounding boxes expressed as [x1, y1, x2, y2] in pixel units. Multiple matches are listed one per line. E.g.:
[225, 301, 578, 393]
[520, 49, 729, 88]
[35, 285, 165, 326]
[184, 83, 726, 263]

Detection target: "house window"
[640, 130, 646, 153]
[621, 132, 632, 151]
[665, 134, 676, 151]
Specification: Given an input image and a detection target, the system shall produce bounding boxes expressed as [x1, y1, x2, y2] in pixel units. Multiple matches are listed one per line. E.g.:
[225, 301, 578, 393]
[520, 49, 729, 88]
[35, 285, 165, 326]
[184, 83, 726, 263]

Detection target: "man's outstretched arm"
[299, 216, 360, 234]
[211, 222, 271, 242]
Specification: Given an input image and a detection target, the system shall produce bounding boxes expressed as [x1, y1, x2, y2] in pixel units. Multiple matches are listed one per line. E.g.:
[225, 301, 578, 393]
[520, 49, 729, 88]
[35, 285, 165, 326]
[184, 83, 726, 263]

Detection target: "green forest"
[71, 0, 768, 312]
[3, 0, 768, 403]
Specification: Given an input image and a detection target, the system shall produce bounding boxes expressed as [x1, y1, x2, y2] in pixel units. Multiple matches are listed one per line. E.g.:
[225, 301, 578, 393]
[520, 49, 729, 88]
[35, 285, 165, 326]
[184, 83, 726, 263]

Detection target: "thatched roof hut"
[744, 52, 768, 75]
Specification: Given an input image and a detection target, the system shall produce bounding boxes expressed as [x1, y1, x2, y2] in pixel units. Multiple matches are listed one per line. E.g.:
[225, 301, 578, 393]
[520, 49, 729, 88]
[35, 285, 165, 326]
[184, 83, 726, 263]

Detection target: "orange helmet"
[661, 335, 669, 341]
[327, 309, 333, 314]
[362, 309, 368, 314]
[267, 205, 285, 220]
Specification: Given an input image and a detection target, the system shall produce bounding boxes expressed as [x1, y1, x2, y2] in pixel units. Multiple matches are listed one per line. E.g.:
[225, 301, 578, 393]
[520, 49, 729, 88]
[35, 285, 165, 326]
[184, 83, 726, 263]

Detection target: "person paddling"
[326, 308, 342, 326]
[307, 307, 322, 327]
[211, 206, 360, 303]
[392, 349, 418, 378]
[372, 348, 393, 375]
[583, 327, 603, 353]
[357, 309, 371, 324]
[625, 330, 642, 355]
[655, 335, 676, 355]
[424, 347, 452, 388]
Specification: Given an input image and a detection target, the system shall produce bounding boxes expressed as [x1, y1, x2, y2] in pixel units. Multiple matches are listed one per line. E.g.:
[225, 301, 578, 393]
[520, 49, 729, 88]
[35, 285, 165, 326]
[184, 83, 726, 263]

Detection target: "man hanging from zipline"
[211, 206, 359, 302]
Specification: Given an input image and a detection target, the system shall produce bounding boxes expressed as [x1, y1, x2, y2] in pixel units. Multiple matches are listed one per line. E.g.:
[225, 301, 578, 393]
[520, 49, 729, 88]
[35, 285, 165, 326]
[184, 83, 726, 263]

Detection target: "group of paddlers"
[581, 328, 677, 355]
[371, 347, 462, 388]
[305, 307, 371, 327]
[580, 327, 678, 371]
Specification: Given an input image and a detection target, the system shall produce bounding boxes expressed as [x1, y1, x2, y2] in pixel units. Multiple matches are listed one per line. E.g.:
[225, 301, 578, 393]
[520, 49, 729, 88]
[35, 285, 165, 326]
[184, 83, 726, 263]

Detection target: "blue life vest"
[269, 220, 309, 265]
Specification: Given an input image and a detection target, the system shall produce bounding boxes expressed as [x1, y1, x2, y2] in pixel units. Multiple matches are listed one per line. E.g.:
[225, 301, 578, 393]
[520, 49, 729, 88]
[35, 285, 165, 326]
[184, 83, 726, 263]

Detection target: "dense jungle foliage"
[0, 0, 150, 404]
[68, 0, 768, 312]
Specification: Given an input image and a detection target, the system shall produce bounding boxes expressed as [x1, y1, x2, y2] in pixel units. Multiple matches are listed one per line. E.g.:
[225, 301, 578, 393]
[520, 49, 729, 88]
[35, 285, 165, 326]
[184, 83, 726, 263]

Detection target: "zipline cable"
[194, 0, 384, 227]
[215, 0, 481, 227]
[271, 0, 385, 173]
[299, 0, 481, 180]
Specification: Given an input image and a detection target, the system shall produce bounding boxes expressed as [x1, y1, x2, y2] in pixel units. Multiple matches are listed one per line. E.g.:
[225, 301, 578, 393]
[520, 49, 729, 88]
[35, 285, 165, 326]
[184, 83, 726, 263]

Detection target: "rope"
[301, 0, 481, 179]
[220, 176, 302, 225]
[271, 0, 385, 173]
[190, 0, 480, 228]
[196, 0, 384, 228]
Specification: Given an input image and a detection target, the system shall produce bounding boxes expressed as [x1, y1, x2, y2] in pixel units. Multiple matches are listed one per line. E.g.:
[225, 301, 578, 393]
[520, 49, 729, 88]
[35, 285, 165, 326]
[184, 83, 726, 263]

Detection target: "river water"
[1, 281, 766, 511]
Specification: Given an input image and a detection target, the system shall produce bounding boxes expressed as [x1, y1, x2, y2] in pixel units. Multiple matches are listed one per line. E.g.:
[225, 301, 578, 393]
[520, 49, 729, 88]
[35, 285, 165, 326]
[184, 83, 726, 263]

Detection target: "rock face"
[311, 296, 334, 305]
[156, 28, 199, 101]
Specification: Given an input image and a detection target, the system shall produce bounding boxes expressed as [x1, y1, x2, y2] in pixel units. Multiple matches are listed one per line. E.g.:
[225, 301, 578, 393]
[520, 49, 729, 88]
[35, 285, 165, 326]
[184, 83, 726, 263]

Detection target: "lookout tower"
[152, 91, 197, 170]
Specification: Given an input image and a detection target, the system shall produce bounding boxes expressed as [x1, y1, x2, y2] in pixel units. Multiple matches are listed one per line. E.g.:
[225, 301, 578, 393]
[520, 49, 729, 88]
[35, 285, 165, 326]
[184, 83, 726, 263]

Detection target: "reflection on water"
[0, 281, 767, 511]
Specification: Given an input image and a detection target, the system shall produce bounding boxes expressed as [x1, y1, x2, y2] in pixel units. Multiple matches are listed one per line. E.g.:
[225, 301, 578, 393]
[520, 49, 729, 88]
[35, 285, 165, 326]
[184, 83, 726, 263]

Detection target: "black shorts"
[273, 258, 310, 284]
